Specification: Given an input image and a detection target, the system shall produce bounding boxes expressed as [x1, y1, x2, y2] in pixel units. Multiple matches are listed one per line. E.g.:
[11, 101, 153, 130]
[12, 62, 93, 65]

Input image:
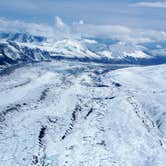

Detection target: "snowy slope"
[0, 32, 46, 43]
[0, 40, 50, 67]
[0, 61, 166, 166]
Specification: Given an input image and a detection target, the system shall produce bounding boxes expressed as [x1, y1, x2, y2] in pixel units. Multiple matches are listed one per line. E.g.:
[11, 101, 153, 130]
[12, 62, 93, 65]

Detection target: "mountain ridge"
[0, 32, 166, 70]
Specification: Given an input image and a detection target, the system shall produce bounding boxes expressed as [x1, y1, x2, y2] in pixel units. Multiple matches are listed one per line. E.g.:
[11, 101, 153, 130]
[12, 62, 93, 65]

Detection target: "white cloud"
[73, 20, 85, 25]
[132, 1, 166, 8]
[55, 16, 66, 30]
[72, 24, 166, 43]
[0, 17, 166, 44]
[0, 18, 54, 37]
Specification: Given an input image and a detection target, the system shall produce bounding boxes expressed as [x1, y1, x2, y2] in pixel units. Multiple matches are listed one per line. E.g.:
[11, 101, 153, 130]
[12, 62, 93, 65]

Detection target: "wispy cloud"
[0, 17, 73, 39]
[0, 1, 166, 29]
[0, 18, 54, 37]
[132, 1, 166, 8]
[72, 23, 166, 43]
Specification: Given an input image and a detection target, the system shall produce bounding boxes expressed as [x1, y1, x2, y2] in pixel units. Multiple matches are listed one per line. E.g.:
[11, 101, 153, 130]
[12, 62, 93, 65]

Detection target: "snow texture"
[0, 60, 166, 166]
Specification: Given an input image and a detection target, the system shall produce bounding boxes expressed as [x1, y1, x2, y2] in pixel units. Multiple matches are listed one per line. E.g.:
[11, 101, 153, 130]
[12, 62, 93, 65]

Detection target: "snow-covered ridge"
[0, 61, 166, 165]
[0, 31, 166, 70]
[0, 32, 46, 43]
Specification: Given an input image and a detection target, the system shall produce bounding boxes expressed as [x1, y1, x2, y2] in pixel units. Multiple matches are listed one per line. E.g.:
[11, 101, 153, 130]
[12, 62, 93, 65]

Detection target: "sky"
[0, 0, 166, 30]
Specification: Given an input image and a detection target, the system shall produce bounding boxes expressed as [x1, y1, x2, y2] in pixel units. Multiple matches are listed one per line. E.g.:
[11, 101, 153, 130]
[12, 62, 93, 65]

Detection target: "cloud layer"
[0, 17, 166, 44]
[1, 0, 166, 29]
[0, 18, 54, 37]
[133, 1, 166, 8]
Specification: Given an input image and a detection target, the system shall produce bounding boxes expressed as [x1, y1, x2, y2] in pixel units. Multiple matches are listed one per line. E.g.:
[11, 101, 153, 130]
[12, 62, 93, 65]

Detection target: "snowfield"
[0, 60, 166, 166]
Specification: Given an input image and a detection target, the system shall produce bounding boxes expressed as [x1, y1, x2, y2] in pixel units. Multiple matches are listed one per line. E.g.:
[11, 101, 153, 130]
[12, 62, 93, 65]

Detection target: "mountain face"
[0, 32, 46, 43]
[0, 32, 166, 71]
[0, 40, 50, 67]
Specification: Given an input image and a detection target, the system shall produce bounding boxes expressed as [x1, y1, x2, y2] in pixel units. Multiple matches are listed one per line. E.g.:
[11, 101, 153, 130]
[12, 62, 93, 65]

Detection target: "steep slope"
[0, 61, 166, 166]
[0, 32, 46, 43]
[0, 40, 50, 67]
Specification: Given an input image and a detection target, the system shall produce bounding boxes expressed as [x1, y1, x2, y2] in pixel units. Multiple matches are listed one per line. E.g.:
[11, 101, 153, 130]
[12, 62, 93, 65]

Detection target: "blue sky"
[0, 0, 166, 30]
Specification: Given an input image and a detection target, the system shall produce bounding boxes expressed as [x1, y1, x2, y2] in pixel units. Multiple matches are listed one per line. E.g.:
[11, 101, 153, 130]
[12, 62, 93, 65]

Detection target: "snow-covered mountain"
[0, 25, 166, 166]
[0, 32, 46, 43]
[0, 60, 166, 166]
[1, 31, 166, 71]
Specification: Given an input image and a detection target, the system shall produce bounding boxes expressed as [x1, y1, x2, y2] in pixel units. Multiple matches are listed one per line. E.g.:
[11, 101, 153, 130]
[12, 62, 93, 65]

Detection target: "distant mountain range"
[0, 31, 166, 70]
